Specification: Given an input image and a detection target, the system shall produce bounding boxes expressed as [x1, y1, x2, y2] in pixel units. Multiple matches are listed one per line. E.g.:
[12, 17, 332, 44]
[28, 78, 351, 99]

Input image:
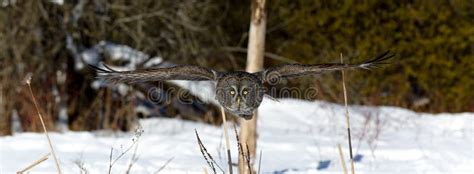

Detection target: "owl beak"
[236, 97, 241, 110]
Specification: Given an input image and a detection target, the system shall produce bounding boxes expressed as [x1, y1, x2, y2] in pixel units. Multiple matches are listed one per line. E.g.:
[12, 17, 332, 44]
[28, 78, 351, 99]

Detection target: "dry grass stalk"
[233, 125, 252, 173]
[220, 107, 233, 174]
[337, 144, 348, 174]
[73, 158, 88, 174]
[125, 141, 140, 174]
[245, 144, 252, 173]
[108, 148, 114, 173]
[340, 53, 356, 174]
[108, 128, 143, 174]
[194, 129, 223, 174]
[25, 76, 62, 174]
[154, 157, 174, 174]
[17, 153, 50, 174]
[257, 150, 262, 174]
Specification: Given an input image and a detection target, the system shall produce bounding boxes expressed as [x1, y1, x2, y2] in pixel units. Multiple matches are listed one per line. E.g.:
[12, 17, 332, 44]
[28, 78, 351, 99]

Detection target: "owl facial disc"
[215, 72, 264, 120]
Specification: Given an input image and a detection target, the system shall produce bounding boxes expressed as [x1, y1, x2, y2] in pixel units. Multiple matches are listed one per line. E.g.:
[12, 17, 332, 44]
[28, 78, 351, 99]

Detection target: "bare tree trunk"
[239, 0, 266, 173]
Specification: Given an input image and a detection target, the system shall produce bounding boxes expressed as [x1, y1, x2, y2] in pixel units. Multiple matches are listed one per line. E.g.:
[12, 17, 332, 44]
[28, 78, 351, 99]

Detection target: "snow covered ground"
[1, 99, 472, 173]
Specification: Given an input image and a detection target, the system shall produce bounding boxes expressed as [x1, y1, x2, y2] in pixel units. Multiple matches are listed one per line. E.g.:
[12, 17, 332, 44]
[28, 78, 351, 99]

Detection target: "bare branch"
[17, 153, 50, 174]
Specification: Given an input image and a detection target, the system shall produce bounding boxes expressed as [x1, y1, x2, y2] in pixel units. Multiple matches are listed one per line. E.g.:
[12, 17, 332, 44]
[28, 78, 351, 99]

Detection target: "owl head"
[215, 72, 264, 120]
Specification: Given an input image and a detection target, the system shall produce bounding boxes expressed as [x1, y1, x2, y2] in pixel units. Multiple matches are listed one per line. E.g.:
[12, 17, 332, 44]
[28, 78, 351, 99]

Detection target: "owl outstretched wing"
[90, 64, 220, 83]
[255, 51, 395, 82]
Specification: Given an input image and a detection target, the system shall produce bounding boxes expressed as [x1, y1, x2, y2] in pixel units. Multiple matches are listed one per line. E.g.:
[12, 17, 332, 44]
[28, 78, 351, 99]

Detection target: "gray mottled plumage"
[91, 51, 394, 120]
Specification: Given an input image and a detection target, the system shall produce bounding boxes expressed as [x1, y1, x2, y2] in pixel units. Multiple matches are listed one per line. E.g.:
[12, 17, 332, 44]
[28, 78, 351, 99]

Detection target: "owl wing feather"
[255, 51, 395, 82]
[90, 64, 220, 83]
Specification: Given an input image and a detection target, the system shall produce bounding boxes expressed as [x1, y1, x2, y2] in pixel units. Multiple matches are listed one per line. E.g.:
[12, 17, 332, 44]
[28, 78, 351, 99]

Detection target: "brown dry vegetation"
[0, 0, 229, 134]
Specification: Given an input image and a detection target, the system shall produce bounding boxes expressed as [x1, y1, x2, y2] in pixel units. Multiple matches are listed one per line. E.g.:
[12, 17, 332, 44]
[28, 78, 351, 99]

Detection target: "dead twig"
[220, 107, 233, 174]
[73, 152, 88, 174]
[340, 53, 356, 174]
[25, 76, 62, 174]
[257, 150, 262, 174]
[337, 144, 348, 174]
[245, 144, 252, 173]
[195, 129, 224, 174]
[108, 148, 114, 173]
[234, 125, 252, 173]
[108, 128, 143, 174]
[125, 140, 141, 174]
[154, 157, 174, 174]
[17, 153, 50, 174]
[74, 160, 88, 174]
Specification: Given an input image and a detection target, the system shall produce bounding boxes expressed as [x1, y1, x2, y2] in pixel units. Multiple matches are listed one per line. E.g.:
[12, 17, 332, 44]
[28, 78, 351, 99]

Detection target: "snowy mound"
[1, 99, 472, 173]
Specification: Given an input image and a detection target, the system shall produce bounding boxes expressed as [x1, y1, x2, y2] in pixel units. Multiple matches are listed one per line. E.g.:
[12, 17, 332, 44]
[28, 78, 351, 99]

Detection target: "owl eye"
[230, 90, 236, 95]
[242, 90, 248, 95]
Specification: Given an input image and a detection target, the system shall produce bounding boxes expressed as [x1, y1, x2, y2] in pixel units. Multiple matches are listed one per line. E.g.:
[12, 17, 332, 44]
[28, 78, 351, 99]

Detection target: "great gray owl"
[91, 51, 394, 120]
